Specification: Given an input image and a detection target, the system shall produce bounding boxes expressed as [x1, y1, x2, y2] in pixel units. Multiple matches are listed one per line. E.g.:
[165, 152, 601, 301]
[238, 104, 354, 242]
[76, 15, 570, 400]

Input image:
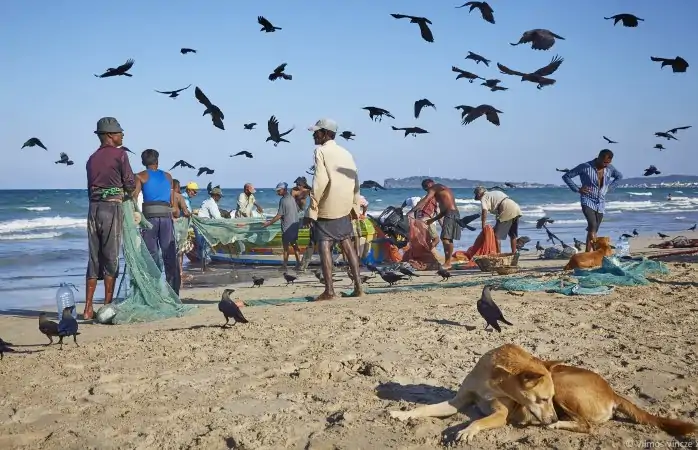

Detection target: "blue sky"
[1, 0, 696, 189]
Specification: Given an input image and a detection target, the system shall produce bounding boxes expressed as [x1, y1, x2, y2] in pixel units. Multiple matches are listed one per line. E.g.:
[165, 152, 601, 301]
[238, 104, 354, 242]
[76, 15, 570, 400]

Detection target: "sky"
[1, 0, 697, 189]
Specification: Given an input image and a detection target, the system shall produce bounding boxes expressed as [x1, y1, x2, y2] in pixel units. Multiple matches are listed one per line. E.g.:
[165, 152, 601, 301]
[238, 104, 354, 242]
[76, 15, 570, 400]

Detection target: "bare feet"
[441, 264, 452, 270]
[82, 308, 94, 320]
[312, 291, 336, 301]
[341, 289, 364, 298]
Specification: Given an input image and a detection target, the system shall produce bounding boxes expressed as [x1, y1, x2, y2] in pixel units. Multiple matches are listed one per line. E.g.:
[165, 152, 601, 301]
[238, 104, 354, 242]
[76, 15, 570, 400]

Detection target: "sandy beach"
[1, 235, 697, 449]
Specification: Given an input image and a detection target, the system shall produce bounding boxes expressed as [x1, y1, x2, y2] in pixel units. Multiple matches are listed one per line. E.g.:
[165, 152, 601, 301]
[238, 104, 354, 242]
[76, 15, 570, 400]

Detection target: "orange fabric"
[453, 225, 498, 268]
[373, 225, 402, 262]
[402, 218, 440, 270]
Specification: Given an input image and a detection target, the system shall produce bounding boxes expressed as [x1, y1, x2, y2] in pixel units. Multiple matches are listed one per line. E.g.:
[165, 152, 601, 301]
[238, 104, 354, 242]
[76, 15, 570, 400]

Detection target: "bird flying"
[654, 144, 665, 151]
[180, 48, 197, 54]
[452, 66, 483, 82]
[231, 151, 253, 158]
[497, 55, 564, 89]
[94, 58, 135, 77]
[604, 13, 644, 27]
[362, 106, 394, 122]
[667, 125, 691, 134]
[360, 180, 386, 190]
[243, 123, 257, 130]
[465, 51, 491, 66]
[643, 165, 661, 176]
[55, 152, 74, 166]
[510, 29, 565, 51]
[414, 98, 436, 118]
[268, 63, 292, 81]
[655, 132, 678, 140]
[456, 2, 495, 24]
[339, 131, 355, 140]
[195, 86, 225, 130]
[154, 84, 191, 98]
[461, 104, 502, 126]
[603, 136, 618, 144]
[266, 115, 294, 146]
[197, 167, 214, 177]
[169, 160, 196, 170]
[650, 56, 689, 73]
[258, 16, 281, 32]
[391, 126, 429, 137]
[390, 14, 434, 43]
[22, 137, 47, 150]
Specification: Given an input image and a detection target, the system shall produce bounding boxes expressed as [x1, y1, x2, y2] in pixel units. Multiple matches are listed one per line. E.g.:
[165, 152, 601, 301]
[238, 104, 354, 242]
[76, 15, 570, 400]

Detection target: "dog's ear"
[518, 371, 545, 388]
[542, 360, 564, 371]
[492, 364, 513, 379]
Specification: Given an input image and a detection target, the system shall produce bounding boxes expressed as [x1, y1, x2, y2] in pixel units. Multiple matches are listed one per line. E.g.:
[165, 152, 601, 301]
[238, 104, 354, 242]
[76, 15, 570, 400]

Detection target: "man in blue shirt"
[562, 149, 623, 252]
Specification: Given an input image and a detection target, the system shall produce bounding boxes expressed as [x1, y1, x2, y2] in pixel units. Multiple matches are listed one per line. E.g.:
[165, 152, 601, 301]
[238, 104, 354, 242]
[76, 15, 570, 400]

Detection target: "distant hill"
[616, 174, 698, 187]
[383, 176, 557, 189]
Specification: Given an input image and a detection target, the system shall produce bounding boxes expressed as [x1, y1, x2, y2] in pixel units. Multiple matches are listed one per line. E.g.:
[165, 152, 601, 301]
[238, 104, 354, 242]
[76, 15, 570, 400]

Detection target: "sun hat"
[308, 118, 338, 133]
[94, 117, 124, 134]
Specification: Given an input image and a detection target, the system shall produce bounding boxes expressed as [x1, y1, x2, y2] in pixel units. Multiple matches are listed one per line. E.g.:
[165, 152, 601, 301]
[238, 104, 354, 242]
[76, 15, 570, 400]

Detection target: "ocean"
[1, 187, 697, 311]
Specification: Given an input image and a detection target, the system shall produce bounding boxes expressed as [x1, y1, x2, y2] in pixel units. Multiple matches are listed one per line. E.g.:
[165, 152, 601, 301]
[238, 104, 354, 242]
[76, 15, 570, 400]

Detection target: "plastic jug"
[615, 237, 630, 258]
[55, 283, 78, 321]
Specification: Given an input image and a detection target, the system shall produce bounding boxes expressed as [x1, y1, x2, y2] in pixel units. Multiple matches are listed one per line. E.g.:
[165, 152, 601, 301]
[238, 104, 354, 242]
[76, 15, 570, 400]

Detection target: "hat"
[308, 118, 338, 133]
[185, 181, 199, 191]
[473, 186, 487, 198]
[94, 117, 124, 134]
[275, 182, 288, 191]
[210, 187, 223, 197]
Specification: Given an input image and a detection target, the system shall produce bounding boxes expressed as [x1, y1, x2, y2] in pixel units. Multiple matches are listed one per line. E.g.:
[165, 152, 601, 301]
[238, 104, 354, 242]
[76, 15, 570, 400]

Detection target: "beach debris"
[658, 232, 670, 239]
[258, 16, 281, 33]
[231, 150, 253, 159]
[361, 180, 385, 190]
[654, 144, 666, 150]
[21, 137, 47, 150]
[197, 166, 214, 177]
[283, 273, 297, 285]
[655, 132, 678, 140]
[339, 131, 355, 140]
[219, 289, 248, 327]
[390, 14, 434, 43]
[477, 286, 513, 333]
[251, 276, 265, 287]
[169, 159, 196, 170]
[391, 126, 429, 137]
[437, 268, 451, 281]
[555, 168, 570, 173]
[510, 29, 565, 51]
[497, 55, 564, 89]
[451, 66, 484, 83]
[461, 104, 502, 126]
[180, 48, 196, 54]
[465, 51, 491, 66]
[243, 122, 256, 130]
[55, 152, 74, 166]
[57, 306, 80, 350]
[413, 99, 436, 119]
[604, 13, 644, 28]
[603, 136, 618, 144]
[266, 115, 294, 146]
[398, 266, 420, 279]
[194, 86, 225, 130]
[650, 56, 689, 73]
[361, 106, 394, 122]
[94, 58, 135, 78]
[667, 125, 691, 134]
[456, 1, 495, 24]
[0, 338, 15, 360]
[38, 312, 60, 345]
[268, 63, 292, 81]
[378, 271, 407, 286]
[154, 84, 191, 98]
[644, 165, 661, 176]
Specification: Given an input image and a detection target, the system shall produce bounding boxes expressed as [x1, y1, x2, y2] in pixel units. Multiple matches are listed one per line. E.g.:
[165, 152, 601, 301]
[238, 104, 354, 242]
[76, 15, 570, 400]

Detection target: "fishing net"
[185, 216, 281, 249]
[112, 201, 195, 324]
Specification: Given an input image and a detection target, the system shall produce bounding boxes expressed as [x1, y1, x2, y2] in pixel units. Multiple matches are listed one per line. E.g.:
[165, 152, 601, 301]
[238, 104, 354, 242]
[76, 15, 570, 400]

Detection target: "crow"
[94, 58, 135, 77]
[504, 182, 516, 189]
[555, 168, 570, 173]
[266, 115, 294, 146]
[362, 106, 394, 122]
[452, 66, 483, 82]
[252, 276, 265, 287]
[655, 131, 678, 140]
[643, 165, 661, 176]
[621, 233, 633, 239]
[306, 165, 316, 176]
[654, 144, 665, 151]
[339, 131, 356, 140]
[231, 151, 253, 158]
[456, 1, 495, 24]
[536, 241, 544, 253]
[57, 306, 79, 349]
[633, 229, 639, 236]
[283, 273, 297, 284]
[22, 137, 47, 150]
[180, 48, 197, 54]
[258, 16, 281, 32]
[477, 286, 513, 332]
[195, 86, 225, 130]
[243, 122, 257, 130]
[390, 14, 434, 43]
[510, 29, 565, 51]
[489, 85, 508, 92]
[391, 126, 429, 137]
[461, 104, 502, 126]
[0, 338, 14, 360]
[481, 79, 501, 88]
[366, 263, 380, 274]
[536, 217, 555, 229]
[360, 180, 386, 190]
[436, 268, 451, 281]
[689, 224, 697, 232]
[170, 160, 196, 170]
[457, 213, 481, 231]
[454, 105, 475, 113]
[219, 289, 248, 327]
[205, 182, 220, 195]
[197, 167, 214, 177]
[603, 136, 618, 144]
[465, 51, 491, 66]
[650, 56, 689, 73]
[667, 125, 691, 134]
[154, 84, 191, 98]
[38, 312, 60, 345]
[399, 266, 420, 280]
[379, 271, 408, 286]
[55, 152, 74, 166]
[604, 13, 644, 27]
[268, 63, 292, 81]
[497, 55, 564, 89]
[414, 98, 436, 118]
[658, 232, 669, 239]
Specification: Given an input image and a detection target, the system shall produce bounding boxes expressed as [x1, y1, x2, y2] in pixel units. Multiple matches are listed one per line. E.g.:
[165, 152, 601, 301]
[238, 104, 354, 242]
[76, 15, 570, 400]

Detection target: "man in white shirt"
[307, 118, 363, 301]
[235, 183, 263, 218]
[474, 186, 523, 254]
[198, 187, 223, 219]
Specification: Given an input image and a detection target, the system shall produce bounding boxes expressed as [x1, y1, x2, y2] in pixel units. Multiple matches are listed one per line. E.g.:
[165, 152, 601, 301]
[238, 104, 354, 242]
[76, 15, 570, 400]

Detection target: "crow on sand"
[218, 289, 248, 327]
[57, 306, 80, 350]
[252, 276, 265, 287]
[477, 286, 513, 332]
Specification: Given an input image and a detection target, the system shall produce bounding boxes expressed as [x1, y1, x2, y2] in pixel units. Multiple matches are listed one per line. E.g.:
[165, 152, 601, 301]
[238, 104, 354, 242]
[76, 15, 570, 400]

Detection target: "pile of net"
[110, 201, 195, 324]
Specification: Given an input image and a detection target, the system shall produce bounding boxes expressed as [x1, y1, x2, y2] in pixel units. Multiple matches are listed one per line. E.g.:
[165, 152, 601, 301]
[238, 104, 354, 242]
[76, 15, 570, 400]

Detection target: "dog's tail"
[562, 260, 573, 271]
[614, 393, 697, 436]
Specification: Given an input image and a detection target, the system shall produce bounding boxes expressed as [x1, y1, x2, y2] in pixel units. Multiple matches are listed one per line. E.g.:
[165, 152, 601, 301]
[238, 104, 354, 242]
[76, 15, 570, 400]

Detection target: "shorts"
[86, 201, 123, 280]
[582, 205, 603, 233]
[313, 215, 353, 243]
[440, 210, 462, 241]
[494, 216, 520, 240]
[282, 222, 300, 245]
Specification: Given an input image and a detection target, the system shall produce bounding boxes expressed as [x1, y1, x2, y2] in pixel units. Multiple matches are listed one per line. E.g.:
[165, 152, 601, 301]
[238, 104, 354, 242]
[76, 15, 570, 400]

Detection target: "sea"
[1, 187, 697, 311]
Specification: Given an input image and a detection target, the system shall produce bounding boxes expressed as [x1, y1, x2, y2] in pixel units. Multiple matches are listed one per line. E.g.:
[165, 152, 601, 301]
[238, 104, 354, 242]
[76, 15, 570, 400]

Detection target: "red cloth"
[402, 218, 440, 270]
[453, 225, 498, 267]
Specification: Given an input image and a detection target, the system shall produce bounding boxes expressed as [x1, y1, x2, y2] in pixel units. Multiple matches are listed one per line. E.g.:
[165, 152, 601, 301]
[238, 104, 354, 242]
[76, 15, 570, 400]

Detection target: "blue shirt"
[562, 160, 623, 214]
[181, 191, 192, 211]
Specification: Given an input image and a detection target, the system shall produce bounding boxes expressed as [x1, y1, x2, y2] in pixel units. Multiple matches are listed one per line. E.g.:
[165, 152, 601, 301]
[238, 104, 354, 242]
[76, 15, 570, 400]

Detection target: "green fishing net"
[190, 216, 281, 247]
[112, 201, 195, 324]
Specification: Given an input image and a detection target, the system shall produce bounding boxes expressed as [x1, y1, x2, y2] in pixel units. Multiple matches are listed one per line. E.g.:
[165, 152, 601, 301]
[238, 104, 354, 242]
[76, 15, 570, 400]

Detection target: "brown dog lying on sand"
[563, 236, 614, 270]
[511, 362, 697, 436]
[389, 344, 559, 443]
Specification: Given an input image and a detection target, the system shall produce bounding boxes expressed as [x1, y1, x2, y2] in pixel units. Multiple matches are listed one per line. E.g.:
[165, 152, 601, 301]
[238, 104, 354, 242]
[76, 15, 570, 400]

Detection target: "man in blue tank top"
[132, 149, 181, 295]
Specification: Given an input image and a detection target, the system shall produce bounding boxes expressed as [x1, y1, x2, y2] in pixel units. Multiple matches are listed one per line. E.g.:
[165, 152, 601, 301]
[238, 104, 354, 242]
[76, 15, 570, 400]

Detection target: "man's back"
[311, 140, 359, 220]
[86, 146, 135, 202]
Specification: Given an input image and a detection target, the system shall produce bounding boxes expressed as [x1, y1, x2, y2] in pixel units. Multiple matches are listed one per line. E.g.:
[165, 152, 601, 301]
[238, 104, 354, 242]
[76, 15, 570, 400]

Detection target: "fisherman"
[262, 182, 301, 271]
[84, 117, 136, 320]
[132, 149, 180, 294]
[181, 181, 198, 213]
[198, 187, 223, 219]
[235, 183, 263, 218]
[402, 195, 441, 259]
[291, 176, 311, 211]
[171, 180, 190, 219]
[473, 186, 523, 254]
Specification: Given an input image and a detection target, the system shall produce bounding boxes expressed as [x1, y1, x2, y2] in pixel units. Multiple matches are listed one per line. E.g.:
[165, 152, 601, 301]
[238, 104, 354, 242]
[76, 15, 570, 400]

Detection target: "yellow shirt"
[309, 140, 360, 220]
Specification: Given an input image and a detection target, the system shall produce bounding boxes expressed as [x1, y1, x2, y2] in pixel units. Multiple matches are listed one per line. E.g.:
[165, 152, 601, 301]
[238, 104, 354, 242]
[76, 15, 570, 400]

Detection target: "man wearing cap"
[198, 187, 224, 219]
[474, 186, 523, 254]
[182, 181, 199, 213]
[84, 117, 136, 320]
[291, 176, 311, 211]
[307, 118, 363, 300]
[262, 182, 301, 271]
[235, 183, 263, 218]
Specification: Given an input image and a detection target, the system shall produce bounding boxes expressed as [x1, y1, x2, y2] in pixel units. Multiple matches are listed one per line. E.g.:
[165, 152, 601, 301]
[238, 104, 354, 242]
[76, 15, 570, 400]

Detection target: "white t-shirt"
[198, 197, 222, 219]
[480, 190, 522, 222]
